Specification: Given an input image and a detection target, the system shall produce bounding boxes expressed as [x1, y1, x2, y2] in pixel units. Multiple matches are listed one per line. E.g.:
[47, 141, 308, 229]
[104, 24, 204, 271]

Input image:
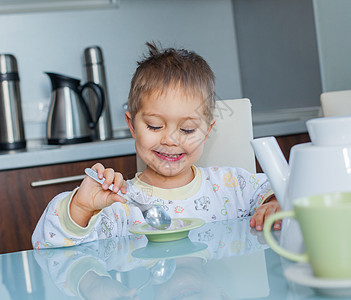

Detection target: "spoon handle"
[84, 168, 114, 192]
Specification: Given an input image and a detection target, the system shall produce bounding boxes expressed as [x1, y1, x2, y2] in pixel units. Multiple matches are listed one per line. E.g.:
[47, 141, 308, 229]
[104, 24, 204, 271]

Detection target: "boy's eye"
[147, 124, 162, 131]
[181, 128, 196, 134]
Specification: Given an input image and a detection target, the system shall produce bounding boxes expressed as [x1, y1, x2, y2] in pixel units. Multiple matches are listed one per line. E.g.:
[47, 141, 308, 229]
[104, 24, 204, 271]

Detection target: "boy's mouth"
[153, 150, 185, 162]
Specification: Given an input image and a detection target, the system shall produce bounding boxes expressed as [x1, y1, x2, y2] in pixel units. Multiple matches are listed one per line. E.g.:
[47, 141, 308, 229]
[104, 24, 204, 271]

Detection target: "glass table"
[0, 217, 348, 299]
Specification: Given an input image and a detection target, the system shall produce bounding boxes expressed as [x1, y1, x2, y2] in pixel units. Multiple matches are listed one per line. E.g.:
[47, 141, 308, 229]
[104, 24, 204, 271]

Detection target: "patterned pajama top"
[32, 166, 273, 249]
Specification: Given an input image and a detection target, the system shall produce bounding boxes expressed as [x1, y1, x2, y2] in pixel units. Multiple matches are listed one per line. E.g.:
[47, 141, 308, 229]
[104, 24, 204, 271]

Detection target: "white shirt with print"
[32, 166, 272, 249]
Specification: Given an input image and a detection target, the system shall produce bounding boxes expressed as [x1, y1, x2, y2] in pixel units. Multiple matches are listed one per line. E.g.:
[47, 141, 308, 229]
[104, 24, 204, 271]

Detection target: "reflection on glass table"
[0, 217, 347, 300]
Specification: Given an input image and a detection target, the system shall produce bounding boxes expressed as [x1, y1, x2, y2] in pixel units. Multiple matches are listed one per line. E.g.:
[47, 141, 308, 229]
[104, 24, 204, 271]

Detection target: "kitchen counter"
[252, 106, 321, 137]
[0, 136, 136, 171]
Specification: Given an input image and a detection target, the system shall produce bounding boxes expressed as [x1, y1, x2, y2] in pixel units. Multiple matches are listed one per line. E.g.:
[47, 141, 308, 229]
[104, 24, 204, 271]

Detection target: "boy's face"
[126, 88, 214, 186]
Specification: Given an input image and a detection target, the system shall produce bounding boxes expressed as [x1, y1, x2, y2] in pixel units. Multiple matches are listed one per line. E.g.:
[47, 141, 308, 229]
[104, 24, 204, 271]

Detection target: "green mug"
[264, 192, 351, 279]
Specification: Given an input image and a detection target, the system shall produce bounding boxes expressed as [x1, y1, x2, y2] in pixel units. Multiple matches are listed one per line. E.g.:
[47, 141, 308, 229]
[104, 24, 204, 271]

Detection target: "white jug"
[251, 116, 351, 253]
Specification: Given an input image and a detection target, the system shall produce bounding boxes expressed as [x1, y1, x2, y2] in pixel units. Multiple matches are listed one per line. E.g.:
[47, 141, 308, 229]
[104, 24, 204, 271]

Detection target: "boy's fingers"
[102, 168, 115, 189]
[92, 163, 105, 178]
[120, 180, 128, 194]
[251, 203, 279, 231]
[274, 219, 282, 230]
[108, 193, 127, 204]
[253, 208, 265, 231]
[265, 202, 282, 230]
[249, 216, 256, 228]
[104, 168, 115, 181]
[257, 206, 280, 231]
[265, 206, 277, 218]
[112, 173, 125, 193]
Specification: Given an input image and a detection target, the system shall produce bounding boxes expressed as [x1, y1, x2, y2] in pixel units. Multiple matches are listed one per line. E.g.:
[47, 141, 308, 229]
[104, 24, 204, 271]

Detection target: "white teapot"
[251, 116, 351, 253]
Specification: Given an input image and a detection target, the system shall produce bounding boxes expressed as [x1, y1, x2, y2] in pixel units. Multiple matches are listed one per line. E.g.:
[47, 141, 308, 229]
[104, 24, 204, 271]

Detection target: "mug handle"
[263, 211, 308, 262]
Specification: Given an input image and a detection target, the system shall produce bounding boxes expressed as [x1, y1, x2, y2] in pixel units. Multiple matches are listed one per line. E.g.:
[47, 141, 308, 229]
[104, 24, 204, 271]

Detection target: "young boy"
[32, 42, 281, 249]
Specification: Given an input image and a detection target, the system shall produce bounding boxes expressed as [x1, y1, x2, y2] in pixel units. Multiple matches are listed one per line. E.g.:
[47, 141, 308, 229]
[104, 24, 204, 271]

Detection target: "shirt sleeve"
[57, 187, 101, 236]
[234, 167, 273, 214]
[32, 188, 102, 249]
[261, 190, 275, 204]
[32, 184, 145, 249]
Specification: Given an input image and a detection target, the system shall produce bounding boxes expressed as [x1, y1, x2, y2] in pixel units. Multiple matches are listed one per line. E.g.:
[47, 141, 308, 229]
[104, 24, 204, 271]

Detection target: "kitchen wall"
[0, 0, 241, 140]
[233, 0, 322, 112]
[313, 0, 351, 92]
[2, 0, 348, 141]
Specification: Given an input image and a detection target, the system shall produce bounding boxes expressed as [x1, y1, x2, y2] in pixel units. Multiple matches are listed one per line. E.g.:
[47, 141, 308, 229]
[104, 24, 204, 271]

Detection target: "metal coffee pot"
[46, 72, 104, 145]
[251, 116, 351, 254]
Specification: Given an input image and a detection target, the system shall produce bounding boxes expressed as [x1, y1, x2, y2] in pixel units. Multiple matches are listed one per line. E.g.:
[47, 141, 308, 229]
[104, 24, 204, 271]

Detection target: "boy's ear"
[204, 118, 216, 142]
[125, 111, 136, 139]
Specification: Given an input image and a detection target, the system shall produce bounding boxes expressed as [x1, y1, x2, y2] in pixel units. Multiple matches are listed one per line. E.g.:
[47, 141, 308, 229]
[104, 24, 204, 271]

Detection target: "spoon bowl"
[136, 259, 176, 293]
[84, 168, 171, 230]
[142, 205, 172, 230]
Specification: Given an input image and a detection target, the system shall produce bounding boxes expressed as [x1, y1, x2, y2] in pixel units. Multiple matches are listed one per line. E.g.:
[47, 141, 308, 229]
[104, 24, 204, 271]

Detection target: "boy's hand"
[70, 163, 128, 227]
[250, 197, 281, 231]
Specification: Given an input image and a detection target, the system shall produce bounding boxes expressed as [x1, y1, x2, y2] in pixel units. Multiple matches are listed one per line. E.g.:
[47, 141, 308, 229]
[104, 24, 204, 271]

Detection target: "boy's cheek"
[186, 134, 207, 151]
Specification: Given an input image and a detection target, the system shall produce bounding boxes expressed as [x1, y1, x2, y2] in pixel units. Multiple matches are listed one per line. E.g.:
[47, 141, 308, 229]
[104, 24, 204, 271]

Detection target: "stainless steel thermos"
[0, 54, 26, 150]
[83, 46, 113, 140]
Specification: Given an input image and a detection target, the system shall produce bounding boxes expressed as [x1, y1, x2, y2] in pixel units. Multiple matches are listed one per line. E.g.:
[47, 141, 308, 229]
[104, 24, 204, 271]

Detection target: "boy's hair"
[128, 42, 216, 124]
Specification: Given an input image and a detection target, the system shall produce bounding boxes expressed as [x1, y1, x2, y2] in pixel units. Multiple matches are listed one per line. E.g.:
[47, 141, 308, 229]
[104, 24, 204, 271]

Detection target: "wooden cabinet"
[0, 155, 136, 254]
[275, 133, 311, 160]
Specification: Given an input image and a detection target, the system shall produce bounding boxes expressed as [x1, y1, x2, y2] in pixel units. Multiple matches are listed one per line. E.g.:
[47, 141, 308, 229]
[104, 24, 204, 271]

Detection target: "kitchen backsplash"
[0, 0, 241, 140]
[22, 101, 48, 139]
[5, 0, 347, 141]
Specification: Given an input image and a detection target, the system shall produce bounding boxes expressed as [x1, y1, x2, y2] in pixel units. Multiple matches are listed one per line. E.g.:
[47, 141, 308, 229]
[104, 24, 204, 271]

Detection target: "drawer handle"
[31, 174, 85, 187]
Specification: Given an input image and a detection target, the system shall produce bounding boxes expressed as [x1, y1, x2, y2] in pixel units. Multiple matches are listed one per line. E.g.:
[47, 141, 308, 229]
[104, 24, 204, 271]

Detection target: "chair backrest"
[196, 98, 256, 172]
[320, 90, 351, 117]
[136, 98, 256, 173]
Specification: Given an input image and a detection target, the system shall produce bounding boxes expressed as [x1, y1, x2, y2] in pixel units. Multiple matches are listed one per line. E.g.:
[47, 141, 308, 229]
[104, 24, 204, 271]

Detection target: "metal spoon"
[84, 168, 171, 230]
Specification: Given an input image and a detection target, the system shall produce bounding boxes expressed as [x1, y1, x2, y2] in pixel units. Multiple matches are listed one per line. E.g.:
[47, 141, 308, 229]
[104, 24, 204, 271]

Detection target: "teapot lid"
[307, 116, 351, 146]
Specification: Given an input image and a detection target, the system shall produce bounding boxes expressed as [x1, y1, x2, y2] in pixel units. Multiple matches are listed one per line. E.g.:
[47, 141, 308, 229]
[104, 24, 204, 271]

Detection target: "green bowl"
[129, 218, 205, 242]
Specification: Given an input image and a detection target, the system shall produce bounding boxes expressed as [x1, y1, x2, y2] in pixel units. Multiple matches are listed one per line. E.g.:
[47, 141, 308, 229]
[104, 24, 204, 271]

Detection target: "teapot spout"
[251, 137, 289, 206]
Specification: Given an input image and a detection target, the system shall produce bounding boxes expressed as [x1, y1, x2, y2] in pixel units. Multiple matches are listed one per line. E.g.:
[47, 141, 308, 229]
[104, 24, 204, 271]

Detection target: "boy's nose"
[160, 129, 179, 146]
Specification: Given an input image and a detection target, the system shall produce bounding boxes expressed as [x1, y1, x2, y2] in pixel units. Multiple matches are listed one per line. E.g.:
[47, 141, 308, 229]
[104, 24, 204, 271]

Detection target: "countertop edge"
[0, 138, 136, 171]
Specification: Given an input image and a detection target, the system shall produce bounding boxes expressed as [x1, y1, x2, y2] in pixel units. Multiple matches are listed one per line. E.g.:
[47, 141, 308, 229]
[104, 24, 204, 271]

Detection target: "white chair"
[320, 90, 351, 117]
[137, 98, 256, 173]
